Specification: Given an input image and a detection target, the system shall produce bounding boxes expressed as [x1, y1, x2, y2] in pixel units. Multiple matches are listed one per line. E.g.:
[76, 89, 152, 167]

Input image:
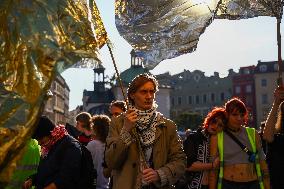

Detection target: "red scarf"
[41, 125, 68, 158]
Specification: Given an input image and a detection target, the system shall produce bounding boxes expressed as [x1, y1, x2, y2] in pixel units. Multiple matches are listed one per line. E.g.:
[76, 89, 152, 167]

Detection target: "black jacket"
[33, 135, 82, 189]
[182, 129, 209, 189]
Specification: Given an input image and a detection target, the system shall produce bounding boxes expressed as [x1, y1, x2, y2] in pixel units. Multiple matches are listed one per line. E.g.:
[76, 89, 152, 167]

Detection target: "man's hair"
[127, 73, 159, 105]
[224, 97, 248, 124]
[92, 115, 110, 143]
[75, 112, 92, 131]
[109, 100, 127, 112]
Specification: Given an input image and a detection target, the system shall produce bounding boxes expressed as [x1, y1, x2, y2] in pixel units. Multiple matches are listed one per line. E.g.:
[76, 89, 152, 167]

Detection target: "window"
[220, 92, 225, 101]
[196, 95, 200, 104]
[259, 65, 267, 72]
[235, 86, 241, 94]
[178, 97, 182, 105]
[203, 94, 207, 103]
[211, 93, 215, 102]
[244, 68, 250, 74]
[246, 85, 252, 93]
[261, 94, 268, 104]
[188, 96, 192, 104]
[194, 74, 201, 82]
[274, 64, 278, 71]
[44, 98, 53, 112]
[171, 97, 175, 106]
[261, 79, 267, 87]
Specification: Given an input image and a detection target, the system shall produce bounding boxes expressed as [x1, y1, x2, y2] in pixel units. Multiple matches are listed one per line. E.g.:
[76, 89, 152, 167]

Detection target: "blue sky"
[62, 0, 284, 110]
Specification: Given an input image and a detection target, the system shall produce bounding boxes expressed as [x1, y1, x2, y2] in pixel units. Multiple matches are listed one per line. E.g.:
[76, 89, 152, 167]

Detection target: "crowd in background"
[4, 73, 284, 189]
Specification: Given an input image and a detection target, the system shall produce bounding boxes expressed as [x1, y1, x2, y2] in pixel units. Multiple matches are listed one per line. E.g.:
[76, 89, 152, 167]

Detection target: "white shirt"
[87, 140, 109, 189]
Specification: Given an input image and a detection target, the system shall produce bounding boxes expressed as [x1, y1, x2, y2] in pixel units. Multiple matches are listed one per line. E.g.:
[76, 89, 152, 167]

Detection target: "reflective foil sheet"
[0, 0, 107, 184]
[216, 0, 282, 19]
[115, 0, 281, 69]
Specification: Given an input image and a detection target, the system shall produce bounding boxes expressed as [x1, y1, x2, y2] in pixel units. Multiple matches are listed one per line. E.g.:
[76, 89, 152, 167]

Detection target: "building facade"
[232, 66, 257, 127]
[254, 60, 284, 128]
[157, 69, 235, 120]
[43, 74, 70, 124]
[78, 57, 283, 130]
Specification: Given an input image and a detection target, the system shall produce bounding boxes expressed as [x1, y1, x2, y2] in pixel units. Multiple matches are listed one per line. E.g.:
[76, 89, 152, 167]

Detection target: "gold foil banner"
[0, 0, 107, 184]
[115, 0, 282, 69]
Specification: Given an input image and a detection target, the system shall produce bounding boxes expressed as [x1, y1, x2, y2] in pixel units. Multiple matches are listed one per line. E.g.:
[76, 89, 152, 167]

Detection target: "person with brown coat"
[105, 73, 186, 189]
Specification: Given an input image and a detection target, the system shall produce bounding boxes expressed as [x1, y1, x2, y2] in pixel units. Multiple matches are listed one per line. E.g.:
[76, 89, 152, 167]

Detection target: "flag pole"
[277, 7, 283, 87]
[106, 40, 129, 108]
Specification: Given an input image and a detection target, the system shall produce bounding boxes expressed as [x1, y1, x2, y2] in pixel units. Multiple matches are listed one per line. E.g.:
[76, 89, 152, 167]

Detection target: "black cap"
[32, 116, 55, 140]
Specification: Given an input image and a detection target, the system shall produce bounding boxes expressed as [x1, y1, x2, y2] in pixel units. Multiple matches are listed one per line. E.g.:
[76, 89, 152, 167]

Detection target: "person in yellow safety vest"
[5, 139, 40, 189]
[209, 98, 270, 189]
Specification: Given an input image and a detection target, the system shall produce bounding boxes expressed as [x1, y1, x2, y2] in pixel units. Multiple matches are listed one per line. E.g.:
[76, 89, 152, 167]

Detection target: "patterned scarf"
[129, 104, 159, 162]
[41, 125, 68, 158]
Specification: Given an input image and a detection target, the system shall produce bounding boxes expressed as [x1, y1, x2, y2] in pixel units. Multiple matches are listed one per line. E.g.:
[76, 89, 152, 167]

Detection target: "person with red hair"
[177, 107, 226, 189]
[210, 98, 270, 189]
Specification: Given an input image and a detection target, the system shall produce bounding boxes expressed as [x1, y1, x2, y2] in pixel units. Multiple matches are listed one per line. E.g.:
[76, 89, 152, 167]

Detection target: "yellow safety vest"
[217, 127, 264, 189]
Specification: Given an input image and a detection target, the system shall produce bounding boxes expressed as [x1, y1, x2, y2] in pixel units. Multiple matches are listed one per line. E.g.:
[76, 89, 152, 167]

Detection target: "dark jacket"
[33, 135, 82, 189]
[183, 129, 209, 189]
[267, 133, 284, 189]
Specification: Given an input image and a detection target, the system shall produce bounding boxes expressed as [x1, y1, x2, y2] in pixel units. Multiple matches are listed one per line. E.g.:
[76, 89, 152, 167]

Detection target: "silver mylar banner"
[115, 0, 282, 69]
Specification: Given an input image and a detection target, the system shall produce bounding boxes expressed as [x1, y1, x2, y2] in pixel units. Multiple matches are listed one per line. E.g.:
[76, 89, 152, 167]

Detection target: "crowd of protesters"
[5, 73, 281, 189]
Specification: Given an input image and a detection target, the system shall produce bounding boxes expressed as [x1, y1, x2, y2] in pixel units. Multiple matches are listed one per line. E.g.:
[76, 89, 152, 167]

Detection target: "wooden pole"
[277, 16, 283, 87]
[106, 40, 128, 108]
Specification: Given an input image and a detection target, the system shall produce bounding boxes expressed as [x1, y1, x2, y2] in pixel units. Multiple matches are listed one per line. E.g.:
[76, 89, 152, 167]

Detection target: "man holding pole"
[105, 73, 186, 189]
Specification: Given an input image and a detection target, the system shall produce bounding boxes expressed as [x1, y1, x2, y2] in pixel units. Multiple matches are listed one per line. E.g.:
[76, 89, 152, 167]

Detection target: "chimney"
[214, 72, 219, 77]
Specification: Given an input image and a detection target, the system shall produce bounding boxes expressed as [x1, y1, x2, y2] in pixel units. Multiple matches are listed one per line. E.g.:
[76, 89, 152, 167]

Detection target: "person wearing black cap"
[22, 116, 83, 189]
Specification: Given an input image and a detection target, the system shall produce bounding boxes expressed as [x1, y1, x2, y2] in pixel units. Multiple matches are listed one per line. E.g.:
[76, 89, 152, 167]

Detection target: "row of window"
[55, 83, 65, 96]
[172, 92, 226, 106]
[172, 93, 268, 106]
[235, 85, 252, 94]
[235, 79, 267, 94]
[259, 64, 278, 72]
[171, 108, 210, 118]
[55, 96, 65, 110]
